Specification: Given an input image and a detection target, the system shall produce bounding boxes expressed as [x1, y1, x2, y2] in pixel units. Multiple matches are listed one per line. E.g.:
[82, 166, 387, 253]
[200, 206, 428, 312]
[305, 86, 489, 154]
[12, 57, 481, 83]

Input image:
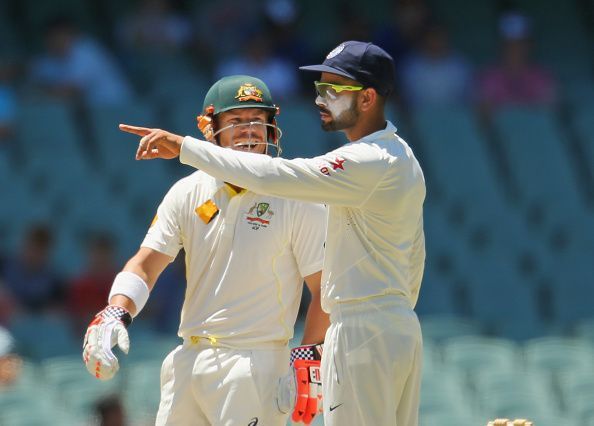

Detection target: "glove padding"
[277, 343, 323, 424]
[82, 305, 132, 381]
[197, 110, 214, 141]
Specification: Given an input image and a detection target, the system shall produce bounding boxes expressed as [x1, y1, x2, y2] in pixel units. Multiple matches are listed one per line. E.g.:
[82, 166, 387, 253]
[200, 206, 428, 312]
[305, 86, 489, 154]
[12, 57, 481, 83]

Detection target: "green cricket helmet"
[199, 75, 282, 156]
[203, 75, 277, 114]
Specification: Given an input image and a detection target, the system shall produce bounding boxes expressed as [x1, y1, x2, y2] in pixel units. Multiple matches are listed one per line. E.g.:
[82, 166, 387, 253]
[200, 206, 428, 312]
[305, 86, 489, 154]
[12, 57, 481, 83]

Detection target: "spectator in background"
[373, 0, 430, 71]
[1, 224, 64, 313]
[67, 234, 118, 332]
[115, 0, 193, 53]
[193, 0, 262, 59]
[0, 326, 22, 387]
[477, 12, 557, 109]
[93, 394, 127, 426]
[337, 3, 372, 43]
[29, 16, 133, 106]
[0, 58, 17, 142]
[215, 32, 299, 99]
[0, 281, 18, 326]
[263, 0, 310, 69]
[400, 23, 472, 107]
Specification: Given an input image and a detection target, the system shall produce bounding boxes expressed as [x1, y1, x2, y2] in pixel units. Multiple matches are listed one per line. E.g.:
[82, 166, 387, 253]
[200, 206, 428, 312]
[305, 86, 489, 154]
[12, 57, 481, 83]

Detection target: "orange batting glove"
[277, 343, 323, 424]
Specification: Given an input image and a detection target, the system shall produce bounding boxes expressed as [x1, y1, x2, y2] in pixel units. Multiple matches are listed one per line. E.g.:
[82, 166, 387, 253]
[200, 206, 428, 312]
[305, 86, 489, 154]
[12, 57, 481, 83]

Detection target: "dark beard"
[319, 99, 359, 132]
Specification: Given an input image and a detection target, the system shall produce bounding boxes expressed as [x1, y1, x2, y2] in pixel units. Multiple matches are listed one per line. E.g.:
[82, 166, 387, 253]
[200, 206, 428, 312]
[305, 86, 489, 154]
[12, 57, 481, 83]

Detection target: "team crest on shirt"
[235, 83, 264, 102]
[245, 202, 274, 230]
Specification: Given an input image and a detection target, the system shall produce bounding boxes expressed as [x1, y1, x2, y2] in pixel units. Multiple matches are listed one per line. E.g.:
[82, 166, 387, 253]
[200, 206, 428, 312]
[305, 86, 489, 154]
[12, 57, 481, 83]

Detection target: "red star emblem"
[329, 157, 345, 170]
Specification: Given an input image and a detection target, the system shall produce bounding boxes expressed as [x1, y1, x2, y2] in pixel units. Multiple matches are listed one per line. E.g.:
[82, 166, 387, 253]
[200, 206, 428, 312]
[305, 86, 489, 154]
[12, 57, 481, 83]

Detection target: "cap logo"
[326, 43, 345, 59]
[235, 83, 264, 102]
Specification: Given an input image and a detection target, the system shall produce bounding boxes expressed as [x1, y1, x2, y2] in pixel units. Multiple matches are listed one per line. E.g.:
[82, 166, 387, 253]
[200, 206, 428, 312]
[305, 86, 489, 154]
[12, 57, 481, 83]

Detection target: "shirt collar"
[354, 120, 398, 144]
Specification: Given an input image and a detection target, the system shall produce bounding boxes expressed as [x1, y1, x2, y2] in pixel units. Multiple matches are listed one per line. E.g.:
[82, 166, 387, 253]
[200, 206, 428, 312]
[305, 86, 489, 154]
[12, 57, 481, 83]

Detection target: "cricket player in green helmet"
[83, 75, 329, 425]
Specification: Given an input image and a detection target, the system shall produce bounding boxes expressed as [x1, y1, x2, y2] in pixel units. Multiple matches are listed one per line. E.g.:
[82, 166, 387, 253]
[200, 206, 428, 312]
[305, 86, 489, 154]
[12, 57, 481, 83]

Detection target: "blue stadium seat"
[21, 151, 94, 211]
[0, 394, 79, 426]
[124, 333, 180, 364]
[88, 102, 183, 218]
[563, 77, 594, 108]
[411, 106, 543, 284]
[165, 98, 203, 139]
[442, 336, 519, 377]
[422, 205, 467, 280]
[57, 177, 146, 261]
[17, 99, 83, 158]
[415, 268, 458, 316]
[479, 388, 560, 421]
[149, 71, 210, 106]
[421, 340, 440, 374]
[473, 368, 551, 397]
[465, 258, 543, 340]
[565, 390, 594, 426]
[124, 359, 163, 420]
[9, 314, 79, 361]
[420, 412, 479, 426]
[419, 316, 483, 343]
[523, 337, 594, 375]
[412, 105, 506, 208]
[88, 102, 157, 173]
[41, 355, 123, 417]
[421, 369, 470, 418]
[0, 175, 52, 251]
[549, 264, 594, 327]
[575, 318, 594, 342]
[51, 226, 84, 277]
[493, 107, 586, 217]
[558, 369, 594, 413]
[571, 100, 594, 187]
[60, 381, 122, 418]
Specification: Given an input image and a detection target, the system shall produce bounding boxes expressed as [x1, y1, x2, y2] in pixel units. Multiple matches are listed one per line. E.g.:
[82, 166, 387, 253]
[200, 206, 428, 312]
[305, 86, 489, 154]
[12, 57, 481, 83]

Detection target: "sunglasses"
[314, 81, 364, 98]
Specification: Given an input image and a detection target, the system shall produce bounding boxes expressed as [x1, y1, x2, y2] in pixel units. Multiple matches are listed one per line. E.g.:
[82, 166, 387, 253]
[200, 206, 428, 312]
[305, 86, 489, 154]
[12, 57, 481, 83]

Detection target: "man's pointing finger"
[119, 124, 152, 136]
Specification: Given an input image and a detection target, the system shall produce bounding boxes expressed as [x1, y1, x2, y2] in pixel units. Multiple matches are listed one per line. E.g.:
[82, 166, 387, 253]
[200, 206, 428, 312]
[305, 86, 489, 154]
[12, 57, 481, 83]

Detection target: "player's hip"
[329, 293, 418, 322]
[157, 344, 290, 425]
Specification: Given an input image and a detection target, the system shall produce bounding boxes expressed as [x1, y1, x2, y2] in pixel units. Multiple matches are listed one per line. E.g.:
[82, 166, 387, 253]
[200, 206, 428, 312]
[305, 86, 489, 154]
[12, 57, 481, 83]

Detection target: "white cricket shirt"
[179, 121, 426, 313]
[142, 171, 326, 346]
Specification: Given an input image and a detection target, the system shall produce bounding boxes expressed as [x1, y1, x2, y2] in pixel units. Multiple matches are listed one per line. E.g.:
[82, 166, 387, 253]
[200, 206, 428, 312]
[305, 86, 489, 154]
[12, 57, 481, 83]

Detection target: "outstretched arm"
[120, 124, 388, 207]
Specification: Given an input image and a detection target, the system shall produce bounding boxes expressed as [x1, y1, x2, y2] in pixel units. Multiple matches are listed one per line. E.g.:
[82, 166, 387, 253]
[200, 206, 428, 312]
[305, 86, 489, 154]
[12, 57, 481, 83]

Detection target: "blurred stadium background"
[0, 0, 593, 425]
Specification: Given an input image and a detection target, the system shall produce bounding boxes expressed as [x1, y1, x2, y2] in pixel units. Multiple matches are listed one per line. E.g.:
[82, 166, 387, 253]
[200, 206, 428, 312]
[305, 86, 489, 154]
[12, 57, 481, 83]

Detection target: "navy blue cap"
[300, 41, 395, 96]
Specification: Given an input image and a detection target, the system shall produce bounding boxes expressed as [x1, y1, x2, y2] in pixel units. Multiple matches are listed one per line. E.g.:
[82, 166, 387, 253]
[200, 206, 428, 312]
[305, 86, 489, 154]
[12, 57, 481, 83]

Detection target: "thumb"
[116, 325, 130, 354]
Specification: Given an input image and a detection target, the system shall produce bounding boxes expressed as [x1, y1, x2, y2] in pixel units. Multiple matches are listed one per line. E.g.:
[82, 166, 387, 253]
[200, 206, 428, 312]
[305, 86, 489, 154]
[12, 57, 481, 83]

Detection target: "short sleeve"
[290, 202, 327, 278]
[141, 186, 183, 259]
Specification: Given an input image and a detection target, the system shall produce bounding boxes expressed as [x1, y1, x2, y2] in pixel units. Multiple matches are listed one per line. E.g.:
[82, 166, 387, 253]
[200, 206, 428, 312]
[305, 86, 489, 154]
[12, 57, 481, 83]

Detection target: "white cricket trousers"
[322, 295, 423, 426]
[155, 340, 290, 426]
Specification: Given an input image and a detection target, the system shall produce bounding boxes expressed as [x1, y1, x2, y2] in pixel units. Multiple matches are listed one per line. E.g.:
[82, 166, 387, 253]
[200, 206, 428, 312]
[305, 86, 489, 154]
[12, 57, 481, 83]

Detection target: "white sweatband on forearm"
[108, 271, 150, 317]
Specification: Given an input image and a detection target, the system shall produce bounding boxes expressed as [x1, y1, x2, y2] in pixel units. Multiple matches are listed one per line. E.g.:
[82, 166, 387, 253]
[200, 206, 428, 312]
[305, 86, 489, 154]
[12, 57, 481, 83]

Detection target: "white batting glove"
[82, 305, 132, 381]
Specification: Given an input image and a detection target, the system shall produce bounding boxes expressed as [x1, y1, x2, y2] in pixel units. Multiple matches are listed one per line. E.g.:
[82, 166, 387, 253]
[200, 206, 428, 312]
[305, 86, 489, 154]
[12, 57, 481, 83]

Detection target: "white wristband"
[108, 271, 150, 317]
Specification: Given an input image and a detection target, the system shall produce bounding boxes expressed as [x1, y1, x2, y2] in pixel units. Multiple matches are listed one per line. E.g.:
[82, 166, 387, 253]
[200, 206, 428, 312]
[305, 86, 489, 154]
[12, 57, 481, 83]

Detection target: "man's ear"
[358, 87, 378, 112]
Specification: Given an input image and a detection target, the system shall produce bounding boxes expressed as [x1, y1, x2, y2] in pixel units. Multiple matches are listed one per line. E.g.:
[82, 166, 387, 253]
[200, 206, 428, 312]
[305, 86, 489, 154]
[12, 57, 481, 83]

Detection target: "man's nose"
[315, 96, 327, 107]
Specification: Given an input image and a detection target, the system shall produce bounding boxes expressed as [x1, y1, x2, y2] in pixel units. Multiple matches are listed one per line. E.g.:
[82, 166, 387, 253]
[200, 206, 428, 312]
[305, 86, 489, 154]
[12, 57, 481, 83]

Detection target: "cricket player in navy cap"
[122, 41, 426, 426]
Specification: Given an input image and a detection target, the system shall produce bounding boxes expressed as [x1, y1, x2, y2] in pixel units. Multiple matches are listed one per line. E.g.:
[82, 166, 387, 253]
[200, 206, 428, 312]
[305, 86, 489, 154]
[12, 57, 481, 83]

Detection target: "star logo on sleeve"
[329, 157, 345, 170]
[318, 157, 346, 176]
